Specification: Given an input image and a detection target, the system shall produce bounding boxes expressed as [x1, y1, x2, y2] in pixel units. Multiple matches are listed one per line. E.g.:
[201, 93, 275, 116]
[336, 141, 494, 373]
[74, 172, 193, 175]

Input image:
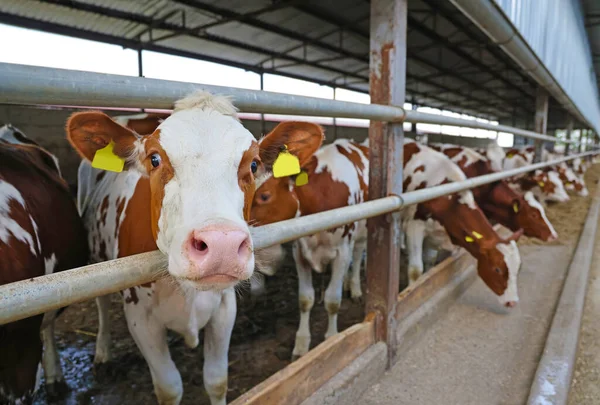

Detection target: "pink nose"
[505, 301, 517, 308]
[187, 227, 252, 282]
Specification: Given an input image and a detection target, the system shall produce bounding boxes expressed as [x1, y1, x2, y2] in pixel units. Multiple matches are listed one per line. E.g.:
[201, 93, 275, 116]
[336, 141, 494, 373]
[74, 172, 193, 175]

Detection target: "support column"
[366, 0, 406, 368]
[565, 117, 573, 155]
[579, 130, 587, 153]
[333, 87, 338, 141]
[534, 87, 549, 163]
[138, 48, 144, 113]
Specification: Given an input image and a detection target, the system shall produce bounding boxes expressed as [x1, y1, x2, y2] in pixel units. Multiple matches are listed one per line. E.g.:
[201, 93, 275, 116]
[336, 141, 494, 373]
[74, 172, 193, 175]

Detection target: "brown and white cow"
[0, 124, 89, 404]
[430, 143, 557, 241]
[542, 150, 589, 196]
[501, 146, 571, 203]
[251, 136, 367, 359]
[403, 140, 522, 307]
[67, 91, 321, 405]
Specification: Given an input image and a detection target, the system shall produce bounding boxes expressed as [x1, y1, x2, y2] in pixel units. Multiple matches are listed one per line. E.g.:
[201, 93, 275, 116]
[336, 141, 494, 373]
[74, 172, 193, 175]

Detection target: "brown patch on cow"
[114, 197, 126, 239]
[414, 165, 425, 173]
[403, 141, 421, 166]
[118, 177, 158, 257]
[100, 196, 109, 226]
[251, 176, 299, 225]
[334, 142, 369, 199]
[125, 287, 139, 304]
[403, 175, 412, 191]
[238, 141, 260, 221]
[96, 171, 106, 182]
[98, 240, 108, 261]
[142, 130, 175, 241]
[141, 282, 154, 288]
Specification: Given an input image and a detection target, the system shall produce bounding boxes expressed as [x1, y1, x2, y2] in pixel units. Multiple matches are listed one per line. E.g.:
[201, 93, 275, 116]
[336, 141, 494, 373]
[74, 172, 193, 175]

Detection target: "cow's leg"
[125, 301, 182, 405]
[348, 239, 366, 301]
[203, 289, 236, 405]
[94, 294, 112, 364]
[292, 241, 314, 359]
[325, 243, 351, 339]
[406, 220, 426, 285]
[40, 310, 67, 396]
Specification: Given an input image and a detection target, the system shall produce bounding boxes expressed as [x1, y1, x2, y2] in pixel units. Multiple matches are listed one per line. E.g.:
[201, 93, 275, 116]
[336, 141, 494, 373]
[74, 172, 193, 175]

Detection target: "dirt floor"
[358, 165, 600, 405]
[568, 181, 600, 403]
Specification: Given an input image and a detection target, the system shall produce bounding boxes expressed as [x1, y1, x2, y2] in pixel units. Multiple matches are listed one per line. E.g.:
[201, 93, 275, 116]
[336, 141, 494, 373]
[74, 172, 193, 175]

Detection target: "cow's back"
[0, 138, 88, 403]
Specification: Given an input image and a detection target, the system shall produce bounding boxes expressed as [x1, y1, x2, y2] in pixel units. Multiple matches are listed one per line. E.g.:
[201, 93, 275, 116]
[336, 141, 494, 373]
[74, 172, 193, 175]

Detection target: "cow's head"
[251, 122, 324, 225]
[485, 183, 557, 241]
[66, 91, 319, 291]
[531, 170, 569, 202]
[423, 191, 523, 307]
[557, 166, 588, 197]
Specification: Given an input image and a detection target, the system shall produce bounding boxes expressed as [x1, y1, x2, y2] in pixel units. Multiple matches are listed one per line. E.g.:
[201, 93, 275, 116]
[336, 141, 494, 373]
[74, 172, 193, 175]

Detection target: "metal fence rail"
[0, 150, 596, 326]
[0, 62, 585, 146]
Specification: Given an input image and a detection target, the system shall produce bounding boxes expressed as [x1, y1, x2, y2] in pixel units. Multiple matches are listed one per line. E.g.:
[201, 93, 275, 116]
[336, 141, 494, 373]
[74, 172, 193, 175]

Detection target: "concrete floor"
[359, 241, 577, 405]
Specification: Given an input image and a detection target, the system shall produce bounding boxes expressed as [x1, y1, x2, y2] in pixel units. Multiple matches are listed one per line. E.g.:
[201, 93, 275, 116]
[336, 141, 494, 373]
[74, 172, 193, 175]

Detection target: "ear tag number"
[513, 203, 519, 213]
[538, 181, 545, 188]
[295, 171, 309, 187]
[273, 145, 301, 178]
[465, 236, 474, 243]
[472, 231, 483, 240]
[92, 141, 124, 173]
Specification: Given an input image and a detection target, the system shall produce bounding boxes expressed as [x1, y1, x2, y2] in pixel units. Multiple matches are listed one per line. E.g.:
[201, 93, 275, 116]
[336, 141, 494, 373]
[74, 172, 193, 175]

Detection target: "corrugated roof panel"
[493, 0, 600, 132]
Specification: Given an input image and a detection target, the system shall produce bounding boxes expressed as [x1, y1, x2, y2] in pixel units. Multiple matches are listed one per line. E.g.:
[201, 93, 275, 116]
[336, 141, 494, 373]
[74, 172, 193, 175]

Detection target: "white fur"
[486, 142, 506, 172]
[547, 170, 570, 202]
[497, 241, 521, 305]
[0, 181, 37, 256]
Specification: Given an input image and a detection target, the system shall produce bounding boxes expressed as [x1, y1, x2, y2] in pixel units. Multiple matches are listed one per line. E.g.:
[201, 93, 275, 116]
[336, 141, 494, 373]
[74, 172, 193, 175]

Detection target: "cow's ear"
[258, 121, 324, 169]
[66, 112, 142, 169]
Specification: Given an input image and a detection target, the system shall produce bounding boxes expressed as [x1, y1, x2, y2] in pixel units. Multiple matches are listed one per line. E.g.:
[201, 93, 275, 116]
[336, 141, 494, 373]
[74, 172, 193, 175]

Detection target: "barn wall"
[0, 105, 494, 188]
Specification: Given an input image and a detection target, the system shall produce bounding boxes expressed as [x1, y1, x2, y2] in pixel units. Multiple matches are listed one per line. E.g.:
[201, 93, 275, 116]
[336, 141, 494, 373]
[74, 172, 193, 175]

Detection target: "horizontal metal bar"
[0, 62, 589, 146]
[0, 150, 597, 325]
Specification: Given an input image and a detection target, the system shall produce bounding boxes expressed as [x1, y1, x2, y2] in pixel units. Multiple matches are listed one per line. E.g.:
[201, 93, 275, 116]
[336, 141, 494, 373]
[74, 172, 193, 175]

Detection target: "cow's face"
[516, 192, 558, 241]
[558, 166, 588, 196]
[66, 92, 322, 291]
[251, 122, 324, 226]
[531, 170, 569, 202]
[477, 230, 523, 307]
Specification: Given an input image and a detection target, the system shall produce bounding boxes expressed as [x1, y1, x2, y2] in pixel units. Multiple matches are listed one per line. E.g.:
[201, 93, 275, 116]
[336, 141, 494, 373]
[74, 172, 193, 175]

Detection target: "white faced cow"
[67, 91, 321, 405]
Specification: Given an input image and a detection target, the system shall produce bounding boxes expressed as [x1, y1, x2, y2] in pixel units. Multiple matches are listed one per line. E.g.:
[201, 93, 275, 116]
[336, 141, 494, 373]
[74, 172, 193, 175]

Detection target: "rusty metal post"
[565, 117, 573, 155]
[366, 0, 406, 367]
[534, 87, 549, 162]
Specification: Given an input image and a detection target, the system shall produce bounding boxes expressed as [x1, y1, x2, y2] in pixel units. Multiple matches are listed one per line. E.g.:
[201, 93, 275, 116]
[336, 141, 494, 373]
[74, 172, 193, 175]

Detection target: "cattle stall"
[0, 0, 600, 404]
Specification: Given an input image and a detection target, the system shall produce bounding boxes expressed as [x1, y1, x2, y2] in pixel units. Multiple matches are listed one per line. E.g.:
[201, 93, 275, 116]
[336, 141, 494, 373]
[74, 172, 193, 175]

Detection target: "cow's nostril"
[192, 238, 208, 252]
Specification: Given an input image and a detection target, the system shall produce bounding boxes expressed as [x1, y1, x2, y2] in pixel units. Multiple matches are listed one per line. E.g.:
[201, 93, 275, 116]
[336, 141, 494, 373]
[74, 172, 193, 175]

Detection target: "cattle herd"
[0, 91, 597, 405]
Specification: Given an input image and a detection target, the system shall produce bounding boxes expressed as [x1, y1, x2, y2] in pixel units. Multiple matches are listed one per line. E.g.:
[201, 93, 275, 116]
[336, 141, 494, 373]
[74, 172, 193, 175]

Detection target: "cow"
[0, 124, 89, 404]
[402, 140, 523, 307]
[501, 146, 570, 203]
[429, 143, 557, 242]
[541, 150, 589, 197]
[66, 91, 322, 405]
[251, 136, 367, 359]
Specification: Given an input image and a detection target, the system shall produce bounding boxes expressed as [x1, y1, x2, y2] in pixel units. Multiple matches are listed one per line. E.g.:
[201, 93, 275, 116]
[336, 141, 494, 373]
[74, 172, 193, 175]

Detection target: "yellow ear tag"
[513, 203, 519, 213]
[273, 145, 301, 178]
[465, 236, 474, 243]
[295, 171, 309, 187]
[507, 153, 514, 158]
[566, 182, 572, 186]
[91, 141, 124, 173]
[538, 181, 545, 188]
[472, 231, 483, 240]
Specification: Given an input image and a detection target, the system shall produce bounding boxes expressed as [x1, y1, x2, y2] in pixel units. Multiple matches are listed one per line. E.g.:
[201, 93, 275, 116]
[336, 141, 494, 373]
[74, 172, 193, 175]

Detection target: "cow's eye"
[251, 160, 258, 174]
[150, 153, 161, 168]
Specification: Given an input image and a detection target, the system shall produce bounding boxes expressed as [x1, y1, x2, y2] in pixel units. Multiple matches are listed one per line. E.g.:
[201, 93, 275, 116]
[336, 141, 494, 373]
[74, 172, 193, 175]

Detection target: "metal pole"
[565, 117, 573, 155]
[579, 130, 585, 153]
[333, 87, 338, 141]
[367, 0, 405, 367]
[260, 73, 266, 136]
[137, 49, 144, 77]
[1, 151, 597, 326]
[534, 87, 549, 162]
[409, 97, 417, 134]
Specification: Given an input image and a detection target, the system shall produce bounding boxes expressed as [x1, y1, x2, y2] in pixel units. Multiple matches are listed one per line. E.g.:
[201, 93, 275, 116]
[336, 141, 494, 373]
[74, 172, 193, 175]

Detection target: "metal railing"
[0, 63, 585, 146]
[0, 148, 596, 325]
[0, 61, 598, 326]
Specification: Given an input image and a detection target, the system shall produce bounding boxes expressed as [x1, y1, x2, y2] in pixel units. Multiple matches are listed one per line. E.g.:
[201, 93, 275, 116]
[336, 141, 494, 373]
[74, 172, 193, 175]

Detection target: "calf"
[251, 136, 367, 359]
[430, 144, 557, 241]
[0, 125, 88, 404]
[403, 140, 522, 307]
[67, 91, 321, 405]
